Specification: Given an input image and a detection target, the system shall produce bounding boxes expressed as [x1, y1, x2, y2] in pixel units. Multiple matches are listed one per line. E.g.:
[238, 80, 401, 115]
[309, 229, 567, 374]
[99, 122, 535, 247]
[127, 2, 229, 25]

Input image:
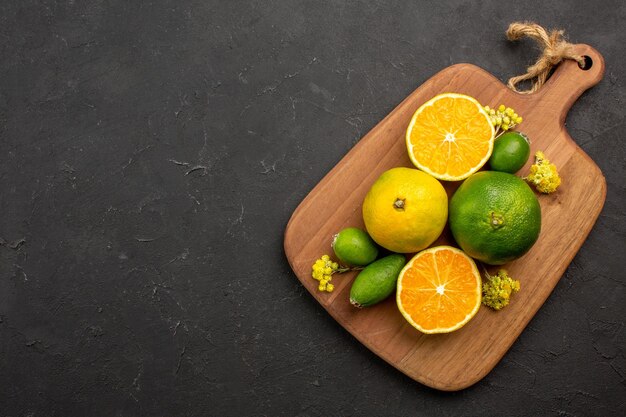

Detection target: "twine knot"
[506, 22, 585, 94]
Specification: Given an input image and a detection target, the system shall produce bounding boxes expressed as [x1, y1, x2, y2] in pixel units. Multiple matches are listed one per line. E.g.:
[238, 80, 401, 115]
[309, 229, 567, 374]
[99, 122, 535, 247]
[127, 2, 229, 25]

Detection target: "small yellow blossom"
[482, 269, 521, 310]
[525, 151, 561, 193]
[312, 254, 358, 292]
[312, 254, 338, 292]
[311, 254, 361, 293]
[484, 104, 523, 135]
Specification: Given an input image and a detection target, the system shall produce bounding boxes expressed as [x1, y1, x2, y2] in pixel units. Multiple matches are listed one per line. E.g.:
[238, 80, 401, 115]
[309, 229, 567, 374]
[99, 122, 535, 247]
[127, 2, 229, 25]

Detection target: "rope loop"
[506, 22, 584, 94]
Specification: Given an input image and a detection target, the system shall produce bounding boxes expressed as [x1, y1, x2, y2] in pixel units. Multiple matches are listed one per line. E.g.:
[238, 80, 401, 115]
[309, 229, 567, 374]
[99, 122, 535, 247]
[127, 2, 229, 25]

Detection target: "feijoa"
[332, 227, 378, 266]
[350, 254, 407, 308]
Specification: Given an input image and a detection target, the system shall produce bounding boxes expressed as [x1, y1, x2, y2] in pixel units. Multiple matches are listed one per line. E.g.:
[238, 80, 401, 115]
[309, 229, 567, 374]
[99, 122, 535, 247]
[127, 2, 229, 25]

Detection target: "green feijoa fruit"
[350, 254, 406, 308]
[332, 227, 378, 266]
[489, 131, 531, 173]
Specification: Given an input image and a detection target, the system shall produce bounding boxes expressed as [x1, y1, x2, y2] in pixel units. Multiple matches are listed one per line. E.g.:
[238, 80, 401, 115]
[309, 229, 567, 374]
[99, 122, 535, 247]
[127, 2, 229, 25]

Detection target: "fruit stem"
[479, 263, 492, 280]
[490, 212, 505, 229]
[393, 198, 405, 211]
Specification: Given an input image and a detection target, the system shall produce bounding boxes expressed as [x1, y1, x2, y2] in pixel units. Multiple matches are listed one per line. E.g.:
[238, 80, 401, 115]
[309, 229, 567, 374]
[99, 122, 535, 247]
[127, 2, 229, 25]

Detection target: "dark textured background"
[0, 0, 624, 416]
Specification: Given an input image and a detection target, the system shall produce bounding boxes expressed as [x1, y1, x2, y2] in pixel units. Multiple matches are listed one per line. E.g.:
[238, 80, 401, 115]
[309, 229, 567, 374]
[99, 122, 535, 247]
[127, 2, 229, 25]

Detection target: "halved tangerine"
[396, 246, 482, 334]
[406, 93, 494, 181]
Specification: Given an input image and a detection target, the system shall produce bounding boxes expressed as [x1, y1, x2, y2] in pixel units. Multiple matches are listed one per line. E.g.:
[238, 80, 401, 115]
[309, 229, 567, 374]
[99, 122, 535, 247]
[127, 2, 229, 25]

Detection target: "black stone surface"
[1, 1, 624, 416]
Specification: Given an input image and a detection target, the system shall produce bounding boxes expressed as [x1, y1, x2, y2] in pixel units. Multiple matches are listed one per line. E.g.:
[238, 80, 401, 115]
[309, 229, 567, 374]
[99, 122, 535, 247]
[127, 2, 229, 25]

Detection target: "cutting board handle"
[530, 44, 605, 121]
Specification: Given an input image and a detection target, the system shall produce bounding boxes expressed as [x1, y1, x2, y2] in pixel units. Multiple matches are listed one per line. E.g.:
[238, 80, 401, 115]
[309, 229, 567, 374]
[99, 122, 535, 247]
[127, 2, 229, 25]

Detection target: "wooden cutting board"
[283, 43, 605, 391]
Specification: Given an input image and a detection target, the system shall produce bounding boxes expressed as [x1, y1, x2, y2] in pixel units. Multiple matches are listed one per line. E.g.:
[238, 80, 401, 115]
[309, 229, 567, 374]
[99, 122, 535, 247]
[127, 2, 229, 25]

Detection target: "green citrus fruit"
[332, 227, 378, 266]
[449, 171, 541, 265]
[350, 254, 406, 308]
[362, 167, 448, 253]
[488, 131, 531, 173]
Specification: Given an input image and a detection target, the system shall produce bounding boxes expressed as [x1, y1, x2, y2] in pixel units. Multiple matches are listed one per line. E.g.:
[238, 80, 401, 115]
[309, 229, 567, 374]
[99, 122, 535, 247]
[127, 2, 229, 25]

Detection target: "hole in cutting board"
[578, 55, 593, 71]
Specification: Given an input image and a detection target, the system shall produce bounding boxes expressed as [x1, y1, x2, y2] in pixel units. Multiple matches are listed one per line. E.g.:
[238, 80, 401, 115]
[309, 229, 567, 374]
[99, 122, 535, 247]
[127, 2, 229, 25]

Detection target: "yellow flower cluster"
[484, 104, 523, 133]
[312, 255, 339, 292]
[525, 151, 561, 193]
[482, 269, 521, 310]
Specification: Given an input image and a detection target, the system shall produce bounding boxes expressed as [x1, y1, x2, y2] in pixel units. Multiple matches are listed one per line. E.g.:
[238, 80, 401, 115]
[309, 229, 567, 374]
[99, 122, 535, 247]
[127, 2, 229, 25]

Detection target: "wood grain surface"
[284, 44, 606, 391]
